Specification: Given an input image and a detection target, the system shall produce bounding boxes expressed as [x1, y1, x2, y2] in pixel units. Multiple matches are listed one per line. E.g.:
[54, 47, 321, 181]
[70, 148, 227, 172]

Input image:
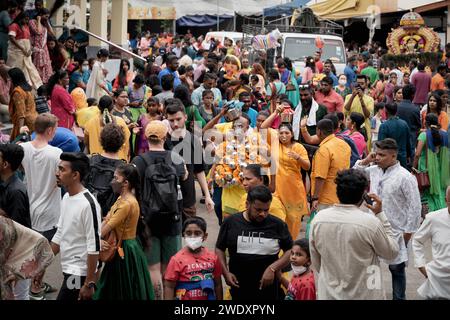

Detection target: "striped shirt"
[52, 190, 101, 276]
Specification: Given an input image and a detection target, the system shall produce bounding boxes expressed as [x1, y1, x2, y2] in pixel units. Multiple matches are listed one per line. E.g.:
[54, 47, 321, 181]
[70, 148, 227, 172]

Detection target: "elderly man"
[412, 186, 450, 300]
[354, 138, 421, 300]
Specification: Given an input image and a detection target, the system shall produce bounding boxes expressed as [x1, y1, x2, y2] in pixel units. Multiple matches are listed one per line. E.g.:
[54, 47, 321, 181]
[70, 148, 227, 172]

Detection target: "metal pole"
[72, 26, 146, 62]
[217, 0, 219, 31]
[233, 12, 236, 31]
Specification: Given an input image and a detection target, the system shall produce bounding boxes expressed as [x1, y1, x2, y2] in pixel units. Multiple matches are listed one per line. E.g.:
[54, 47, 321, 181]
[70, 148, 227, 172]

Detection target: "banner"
[128, 7, 176, 20]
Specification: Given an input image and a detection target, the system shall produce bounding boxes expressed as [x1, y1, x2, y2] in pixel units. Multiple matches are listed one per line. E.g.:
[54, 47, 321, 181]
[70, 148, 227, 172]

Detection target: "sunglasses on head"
[298, 84, 310, 90]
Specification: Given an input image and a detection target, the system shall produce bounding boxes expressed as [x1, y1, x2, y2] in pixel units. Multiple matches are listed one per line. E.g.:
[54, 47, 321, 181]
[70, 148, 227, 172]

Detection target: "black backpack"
[140, 152, 181, 223]
[86, 155, 122, 216]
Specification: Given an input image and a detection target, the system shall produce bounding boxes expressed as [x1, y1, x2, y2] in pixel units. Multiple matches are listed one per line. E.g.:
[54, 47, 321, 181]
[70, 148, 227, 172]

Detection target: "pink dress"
[29, 20, 53, 84]
[51, 84, 75, 129]
[350, 131, 367, 157]
[301, 67, 313, 84]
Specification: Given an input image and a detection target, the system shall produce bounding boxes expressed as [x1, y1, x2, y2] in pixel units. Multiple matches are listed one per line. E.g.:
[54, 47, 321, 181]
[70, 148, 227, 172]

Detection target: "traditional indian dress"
[275, 142, 310, 239]
[0, 216, 54, 300]
[7, 23, 43, 90]
[86, 60, 107, 102]
[417, 130, 450, 212]
[51, 84, 76, 129]
[29, 20, 53, 84]
[8, 86, 38, 141]
[286, 67, 300, 108]
[93, 196, 155, 300]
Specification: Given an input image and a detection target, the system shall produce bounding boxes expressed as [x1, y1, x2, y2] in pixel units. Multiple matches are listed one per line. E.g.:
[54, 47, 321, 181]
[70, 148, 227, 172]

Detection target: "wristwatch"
[84, 281, 96, 290]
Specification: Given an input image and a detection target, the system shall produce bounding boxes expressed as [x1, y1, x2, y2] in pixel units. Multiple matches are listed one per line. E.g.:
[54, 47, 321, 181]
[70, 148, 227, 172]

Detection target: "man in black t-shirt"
[131, 120, 187, 300]
[164, 101, 214, 222]
[216, 185, 293, 300]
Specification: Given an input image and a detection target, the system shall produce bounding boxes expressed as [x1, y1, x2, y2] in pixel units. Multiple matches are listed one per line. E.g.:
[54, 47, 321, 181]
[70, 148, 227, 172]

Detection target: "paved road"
[44, 185, 429, 300]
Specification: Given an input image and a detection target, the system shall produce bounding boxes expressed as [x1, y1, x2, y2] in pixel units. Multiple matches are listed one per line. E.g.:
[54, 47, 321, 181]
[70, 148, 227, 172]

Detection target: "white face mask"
[184, 237, 203, 251]
[291, 264, 308, 276]
[338, 79, 347, 86]
[82, 66, 89, 72]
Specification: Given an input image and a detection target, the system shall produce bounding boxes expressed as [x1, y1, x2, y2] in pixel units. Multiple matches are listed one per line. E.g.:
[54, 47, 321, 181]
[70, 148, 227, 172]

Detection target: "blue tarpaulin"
[263, 0, 309, 17]
[177, 15, 234, 27]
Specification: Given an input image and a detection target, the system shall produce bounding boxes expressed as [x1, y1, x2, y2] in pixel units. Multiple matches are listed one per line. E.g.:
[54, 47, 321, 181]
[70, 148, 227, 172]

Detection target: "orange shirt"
[430, 73, 445, 91]
[311, 134, 351, 205]
[421, 110, 449, 130]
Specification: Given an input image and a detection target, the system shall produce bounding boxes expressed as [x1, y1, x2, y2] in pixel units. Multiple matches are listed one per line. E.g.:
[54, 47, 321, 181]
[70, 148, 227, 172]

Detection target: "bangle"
[301, 126, 307, 131]
[269, 266, 276, 273]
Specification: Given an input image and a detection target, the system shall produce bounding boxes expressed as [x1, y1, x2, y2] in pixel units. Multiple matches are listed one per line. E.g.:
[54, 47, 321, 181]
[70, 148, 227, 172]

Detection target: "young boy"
[164, 217, 223, 300]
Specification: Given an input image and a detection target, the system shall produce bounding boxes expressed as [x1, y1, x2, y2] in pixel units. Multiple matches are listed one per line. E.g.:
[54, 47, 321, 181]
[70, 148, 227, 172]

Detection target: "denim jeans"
[389, 262, 406, 300]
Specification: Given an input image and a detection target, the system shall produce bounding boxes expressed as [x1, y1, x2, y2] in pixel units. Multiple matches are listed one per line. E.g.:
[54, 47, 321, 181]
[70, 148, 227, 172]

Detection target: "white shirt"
[21, 142, 62, 232]
[413, 208, 450, 299]
[172, 47, 182, 58]
[310, 204, 399, 300]
[52, 190, 101, 277]
[353, 161, 422, 265]
[410, 67, 418, 82]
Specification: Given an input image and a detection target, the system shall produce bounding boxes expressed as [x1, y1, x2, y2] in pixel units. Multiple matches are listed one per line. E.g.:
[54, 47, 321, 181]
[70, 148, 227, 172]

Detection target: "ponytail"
[102, 108, 113, 126]
[430, 125, 442, 147]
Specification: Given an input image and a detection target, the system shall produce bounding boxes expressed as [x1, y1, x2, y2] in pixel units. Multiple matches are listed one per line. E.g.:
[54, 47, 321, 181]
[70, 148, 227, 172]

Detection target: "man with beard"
[158, 54, 181, 89]
[292, 84, 327, 141]
[216, 185, 293, 300]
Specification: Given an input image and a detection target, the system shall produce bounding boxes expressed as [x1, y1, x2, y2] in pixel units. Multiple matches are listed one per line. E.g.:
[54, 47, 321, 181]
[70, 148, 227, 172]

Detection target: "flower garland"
[214, 131, 269, 188]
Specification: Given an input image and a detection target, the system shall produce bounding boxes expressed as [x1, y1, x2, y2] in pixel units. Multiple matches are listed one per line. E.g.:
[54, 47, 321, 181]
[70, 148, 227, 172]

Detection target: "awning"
[177, 15, 234, 27]
[308, 0, 398, 20]
[263, 0, 310, 17]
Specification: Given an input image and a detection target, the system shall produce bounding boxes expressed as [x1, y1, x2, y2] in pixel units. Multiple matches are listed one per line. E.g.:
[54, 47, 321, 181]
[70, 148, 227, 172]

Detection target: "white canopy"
[127, 0, 283, 18]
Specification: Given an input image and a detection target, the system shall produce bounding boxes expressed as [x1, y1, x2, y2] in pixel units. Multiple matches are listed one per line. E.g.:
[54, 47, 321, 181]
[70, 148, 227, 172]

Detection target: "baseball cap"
[145, 120, 168, 140]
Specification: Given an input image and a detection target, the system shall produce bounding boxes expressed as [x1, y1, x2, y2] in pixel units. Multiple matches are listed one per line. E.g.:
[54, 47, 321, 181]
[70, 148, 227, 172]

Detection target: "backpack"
[85, 155, 122, 217]
[140, 152, 181, 223]
[336, 133, 361, 167]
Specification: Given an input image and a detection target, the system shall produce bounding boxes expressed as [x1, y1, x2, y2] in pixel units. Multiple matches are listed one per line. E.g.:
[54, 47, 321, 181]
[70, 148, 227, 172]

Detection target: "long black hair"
[425, 113, 442, 148]
[305, 56, 316, 73]
[427, 93, 443, 115]
[350, 112, 367, 141]
[117, 58, 130, 88]
[115, 164, 150, 249]
[47, 69, 68, 97]
[8, 68, 32, 92]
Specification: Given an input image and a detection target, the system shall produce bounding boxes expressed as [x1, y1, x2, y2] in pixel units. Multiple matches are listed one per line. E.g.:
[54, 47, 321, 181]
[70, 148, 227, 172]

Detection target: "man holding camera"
[344, 74, 375, 148]
[353, 138, 421, 300]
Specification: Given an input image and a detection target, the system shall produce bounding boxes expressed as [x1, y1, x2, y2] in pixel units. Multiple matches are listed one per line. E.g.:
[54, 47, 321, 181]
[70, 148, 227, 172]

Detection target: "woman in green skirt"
[413, 113, 449, 212]
[94, 164, 154, 300]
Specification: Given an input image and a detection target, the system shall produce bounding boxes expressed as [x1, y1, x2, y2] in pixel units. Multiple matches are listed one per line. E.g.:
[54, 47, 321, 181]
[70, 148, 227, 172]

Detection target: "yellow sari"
[275, 143, 310, 239]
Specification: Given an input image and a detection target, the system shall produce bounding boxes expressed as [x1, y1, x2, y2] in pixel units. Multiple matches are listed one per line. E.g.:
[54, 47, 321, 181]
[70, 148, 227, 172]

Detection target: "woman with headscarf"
[8, 67, 37, 141]
[0, 215, 54, 300]
[7, 12, 42, 90]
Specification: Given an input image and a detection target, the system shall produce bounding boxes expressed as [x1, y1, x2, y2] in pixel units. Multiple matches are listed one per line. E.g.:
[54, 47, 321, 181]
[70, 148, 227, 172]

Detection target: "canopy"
[263, 0, 310, 17]
[177, 15, 234, 27]
[308, 0, 398, 20]
[127, 0, 282, 19]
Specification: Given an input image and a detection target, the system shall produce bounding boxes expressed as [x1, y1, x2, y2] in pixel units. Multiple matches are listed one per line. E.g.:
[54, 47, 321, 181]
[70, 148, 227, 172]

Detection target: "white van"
[278, 33, 347, 75]
[202, 31, 247, 50]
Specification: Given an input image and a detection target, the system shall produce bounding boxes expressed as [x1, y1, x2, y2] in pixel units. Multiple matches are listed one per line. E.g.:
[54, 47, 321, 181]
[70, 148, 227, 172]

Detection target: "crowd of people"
[1, 0, 450, 302]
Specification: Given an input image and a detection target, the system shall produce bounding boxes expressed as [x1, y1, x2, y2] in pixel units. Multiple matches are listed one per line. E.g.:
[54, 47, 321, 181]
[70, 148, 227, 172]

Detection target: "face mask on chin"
[338, 80, 346, 86]
[291, 264, 308, 276]
[184, 237, 203, 251]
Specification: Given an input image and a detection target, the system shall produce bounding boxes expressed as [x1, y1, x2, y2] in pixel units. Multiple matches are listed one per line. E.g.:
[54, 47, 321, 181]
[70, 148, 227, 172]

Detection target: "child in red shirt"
[279, 238, 316, 300]
[164, 217, 223, 300]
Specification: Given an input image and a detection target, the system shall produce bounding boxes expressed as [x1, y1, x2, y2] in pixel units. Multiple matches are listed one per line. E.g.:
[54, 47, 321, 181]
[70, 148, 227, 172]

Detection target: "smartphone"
[363, 193, 374, 205]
